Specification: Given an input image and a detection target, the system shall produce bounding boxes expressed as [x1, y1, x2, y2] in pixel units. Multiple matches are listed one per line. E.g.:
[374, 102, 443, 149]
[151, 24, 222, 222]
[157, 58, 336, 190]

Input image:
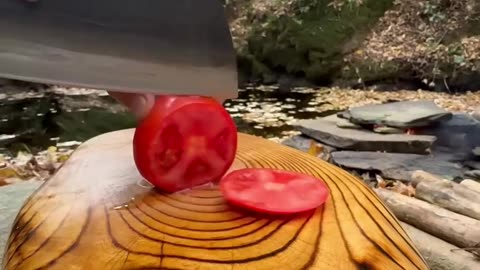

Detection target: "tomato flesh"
[220, 168, 329, 214]
[133, 95, 237, 192]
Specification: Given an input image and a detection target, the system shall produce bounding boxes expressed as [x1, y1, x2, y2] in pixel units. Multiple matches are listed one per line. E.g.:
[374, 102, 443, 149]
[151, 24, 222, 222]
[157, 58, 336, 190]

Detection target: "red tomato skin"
[220, 168, 329, 214]
[133, 95, 237, 192]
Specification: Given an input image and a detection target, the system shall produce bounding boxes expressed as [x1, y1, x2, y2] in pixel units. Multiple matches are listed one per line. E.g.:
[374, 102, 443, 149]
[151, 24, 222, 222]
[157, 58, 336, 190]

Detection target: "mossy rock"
[241, 0, 395, 82]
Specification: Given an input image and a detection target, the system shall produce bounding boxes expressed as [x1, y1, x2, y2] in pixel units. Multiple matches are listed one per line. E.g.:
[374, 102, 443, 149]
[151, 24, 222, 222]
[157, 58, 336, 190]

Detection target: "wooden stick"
[415, 180, 480, 220]
[374, 188, 480, 249]
[400, 221, 480, 270]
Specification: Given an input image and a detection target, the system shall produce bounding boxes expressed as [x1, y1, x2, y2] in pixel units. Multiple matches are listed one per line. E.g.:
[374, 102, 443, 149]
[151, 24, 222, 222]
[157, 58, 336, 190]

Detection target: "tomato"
[133, 95, 238, 192]
[220, 168, 329, 214]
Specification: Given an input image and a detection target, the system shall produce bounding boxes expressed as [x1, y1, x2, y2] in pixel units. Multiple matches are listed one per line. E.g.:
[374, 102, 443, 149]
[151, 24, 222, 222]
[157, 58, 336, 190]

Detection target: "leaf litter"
[0, 146, 73, 187]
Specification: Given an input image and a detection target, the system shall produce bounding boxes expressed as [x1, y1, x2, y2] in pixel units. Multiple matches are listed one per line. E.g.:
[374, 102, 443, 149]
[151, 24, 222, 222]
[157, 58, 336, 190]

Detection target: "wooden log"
[400, 222, 480, 270]
[412, 171, 480, 203]
[375, 188, 480, 249]
[415, 179, 480, 220]
[411, 170, 445, 187]
[1, 129, 429, 270]
[460, 179, 480, 194]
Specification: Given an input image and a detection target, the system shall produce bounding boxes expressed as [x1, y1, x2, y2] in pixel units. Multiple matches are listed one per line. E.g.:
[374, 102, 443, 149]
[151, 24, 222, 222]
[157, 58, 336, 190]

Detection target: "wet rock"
[431, 146, 470, 163]
[373, 126, 405, 134]
[472, 107, 480, 121]
[338, 100, 452, 128]
[465, 160, 480, 170]
[335, 117, 362, 129]
[0, 180, 42, 258]
[473, 147, 480, 157]
[464, 170, 480, 180]
[281, 135, 336, 158]
[331, 151, 464, 181]
[0, 78, 10, 87]
[294, 115, 436, 154]
[419, 113, 480, 160]
[282, 135, 316, 152]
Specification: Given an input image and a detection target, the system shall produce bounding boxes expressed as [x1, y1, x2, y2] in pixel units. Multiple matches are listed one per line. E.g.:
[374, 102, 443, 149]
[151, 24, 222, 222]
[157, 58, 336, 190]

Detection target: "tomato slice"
[220, 168, 329, 214]
[133, 95, 238, 192]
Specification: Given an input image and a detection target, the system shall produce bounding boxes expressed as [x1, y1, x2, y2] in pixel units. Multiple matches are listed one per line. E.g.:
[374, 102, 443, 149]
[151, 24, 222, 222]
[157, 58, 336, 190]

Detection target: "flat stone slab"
[338, 100, 452, 128]
[281, 135, 335, 153]
[331, 151, 464, 181]
[335, 116, 362, 129]
[281, 135, 317, 152]
[0, 180, 42, 261]
[294, 115, 437, 154]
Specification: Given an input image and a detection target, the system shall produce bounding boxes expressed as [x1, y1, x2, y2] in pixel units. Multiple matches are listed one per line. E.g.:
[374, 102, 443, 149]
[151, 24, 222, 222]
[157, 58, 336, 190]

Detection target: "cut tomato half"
[220, 168, 329, 214]
[133, 95, 237, 192]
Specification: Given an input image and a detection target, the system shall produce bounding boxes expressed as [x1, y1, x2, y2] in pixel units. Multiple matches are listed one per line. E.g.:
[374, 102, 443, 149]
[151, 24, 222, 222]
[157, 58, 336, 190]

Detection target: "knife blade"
[0, 0, 238, 100]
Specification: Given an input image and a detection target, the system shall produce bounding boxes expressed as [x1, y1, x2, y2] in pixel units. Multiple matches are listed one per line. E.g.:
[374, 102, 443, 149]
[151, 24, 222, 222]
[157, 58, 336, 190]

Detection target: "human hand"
[107, 91, 155, 120]
[109, 91, 226, 120]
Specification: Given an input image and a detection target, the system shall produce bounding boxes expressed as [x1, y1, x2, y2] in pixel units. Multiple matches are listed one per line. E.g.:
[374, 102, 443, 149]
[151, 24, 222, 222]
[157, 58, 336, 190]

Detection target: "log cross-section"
[1, 129, 430, 270]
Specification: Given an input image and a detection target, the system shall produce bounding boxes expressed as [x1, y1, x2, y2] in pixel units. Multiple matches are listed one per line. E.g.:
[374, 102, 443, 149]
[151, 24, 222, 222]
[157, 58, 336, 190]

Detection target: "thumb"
[108, 91, 155, 120]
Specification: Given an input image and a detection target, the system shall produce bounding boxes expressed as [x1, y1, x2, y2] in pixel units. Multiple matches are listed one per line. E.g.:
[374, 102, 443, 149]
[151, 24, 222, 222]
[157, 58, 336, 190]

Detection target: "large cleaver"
[0, 0, 238, 100]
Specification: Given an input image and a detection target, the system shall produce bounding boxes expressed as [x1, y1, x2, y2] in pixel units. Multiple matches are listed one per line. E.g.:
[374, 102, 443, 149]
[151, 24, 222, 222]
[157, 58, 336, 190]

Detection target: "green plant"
[420, 0, 446, 24]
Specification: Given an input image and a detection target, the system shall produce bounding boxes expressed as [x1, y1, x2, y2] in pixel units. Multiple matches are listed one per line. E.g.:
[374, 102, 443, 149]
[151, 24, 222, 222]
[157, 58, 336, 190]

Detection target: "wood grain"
[1, 129, 430, 270]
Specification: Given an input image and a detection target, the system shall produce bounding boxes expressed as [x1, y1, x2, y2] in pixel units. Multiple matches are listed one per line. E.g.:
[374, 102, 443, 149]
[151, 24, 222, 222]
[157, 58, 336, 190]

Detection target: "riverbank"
[228, 0, 480, 92]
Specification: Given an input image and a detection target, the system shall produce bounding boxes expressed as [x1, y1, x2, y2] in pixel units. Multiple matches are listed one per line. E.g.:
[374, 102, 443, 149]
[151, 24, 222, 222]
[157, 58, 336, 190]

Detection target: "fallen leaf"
[0, 167, 20, 179]
[390, 181, 415, 197]
[47, 146, 58, 163]
[376, 174, 388, 188]
[307, 140, 322, 157]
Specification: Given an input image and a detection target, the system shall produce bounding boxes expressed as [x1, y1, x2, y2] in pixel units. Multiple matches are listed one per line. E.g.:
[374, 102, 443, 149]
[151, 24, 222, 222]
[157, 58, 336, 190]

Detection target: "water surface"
[0, 85, 335, 154]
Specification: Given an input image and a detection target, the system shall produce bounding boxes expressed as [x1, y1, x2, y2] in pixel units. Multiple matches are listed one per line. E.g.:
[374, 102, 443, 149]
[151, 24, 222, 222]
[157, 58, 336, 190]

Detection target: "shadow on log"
[1, 129, 429, 270]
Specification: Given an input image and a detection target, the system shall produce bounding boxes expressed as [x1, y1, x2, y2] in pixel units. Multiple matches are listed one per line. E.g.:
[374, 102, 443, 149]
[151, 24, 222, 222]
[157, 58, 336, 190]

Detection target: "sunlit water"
[0, 85, 337, 155]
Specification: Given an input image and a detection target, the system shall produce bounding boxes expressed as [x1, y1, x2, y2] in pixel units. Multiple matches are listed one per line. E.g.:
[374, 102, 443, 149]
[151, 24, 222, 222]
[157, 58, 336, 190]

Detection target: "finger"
[108, 91, 155, 120]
